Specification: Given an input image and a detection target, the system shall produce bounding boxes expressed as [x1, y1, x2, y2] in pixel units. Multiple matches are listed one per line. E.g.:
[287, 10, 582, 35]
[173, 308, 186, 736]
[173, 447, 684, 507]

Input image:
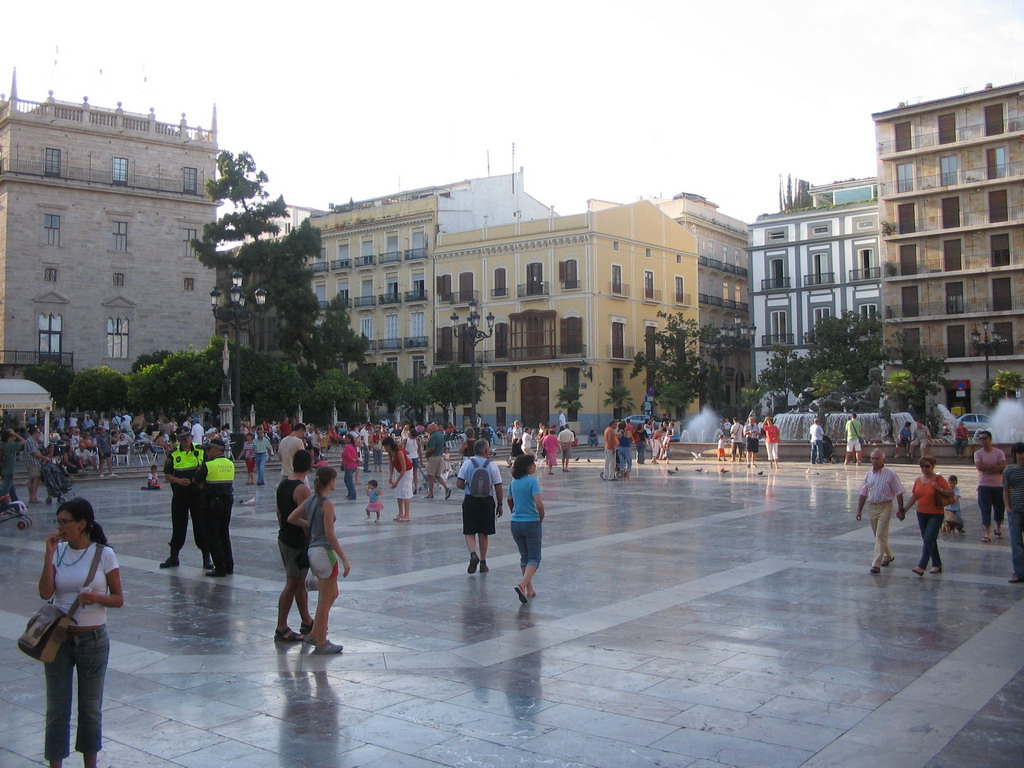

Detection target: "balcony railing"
[642, 288, 662, 302]
[698, 294, 749, 312]
[803, 272, 835, 286]
[888, 294, 1024, 319]
[880, 160, 1024, 196]
[761, 334, 795, 346]
[0, 350, 74, 368]
[480, 344, 588, 363]
[443, 289, 479, 305]
[378, 292, 402, 305]
[311, 261, 328, 274]
[607, 345, 635, 360]
[404, 247, 428, 261]
[699, 255, 749, 278]
[317, 300, 329, 310]
[561, 279, 580, 290]
[879, 117, 1024, 155]
[330, 258, 351, 270]
[849, 267, 881, 281]
[404, 336, 429, 348]
[888, 250, 1024, 276]
[334, 297, 350, 309]
[491, 287, 509, 298]
[379, 251, 402, 264]
[377, 338, 402, 351]
[674, 292, 692, 305]
[609, 282, 630, 297]
[354, 255, 375, 267]
[404, 289, 428, 302]
[352, 296, 376, 308]
[761, 277, 791, 291]
[364, 339, 378, 351]
[517, 282, 550, 298]
[888, 205, 1024, 235]
[0, 156, 207, 196]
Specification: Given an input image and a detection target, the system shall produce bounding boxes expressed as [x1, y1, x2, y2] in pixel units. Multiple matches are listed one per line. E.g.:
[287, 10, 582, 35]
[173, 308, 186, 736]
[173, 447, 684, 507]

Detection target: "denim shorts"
[511, 520, 542, 567]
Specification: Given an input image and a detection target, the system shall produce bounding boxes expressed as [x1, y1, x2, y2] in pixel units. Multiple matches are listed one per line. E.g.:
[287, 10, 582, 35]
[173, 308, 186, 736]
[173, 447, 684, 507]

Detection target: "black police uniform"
[161, 435, 210, 568]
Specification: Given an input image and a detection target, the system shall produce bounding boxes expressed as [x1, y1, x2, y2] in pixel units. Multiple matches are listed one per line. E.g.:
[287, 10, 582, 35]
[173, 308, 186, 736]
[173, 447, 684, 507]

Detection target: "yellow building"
[433, 200, 698, 432]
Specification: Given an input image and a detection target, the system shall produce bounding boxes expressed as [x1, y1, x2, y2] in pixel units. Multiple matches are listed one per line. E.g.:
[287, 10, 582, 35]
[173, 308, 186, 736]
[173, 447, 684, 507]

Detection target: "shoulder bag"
[18, 544, 104, 663]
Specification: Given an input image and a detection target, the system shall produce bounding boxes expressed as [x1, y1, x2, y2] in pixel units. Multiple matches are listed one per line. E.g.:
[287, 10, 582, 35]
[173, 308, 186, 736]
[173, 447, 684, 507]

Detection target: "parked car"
[957, 412, 990, 436]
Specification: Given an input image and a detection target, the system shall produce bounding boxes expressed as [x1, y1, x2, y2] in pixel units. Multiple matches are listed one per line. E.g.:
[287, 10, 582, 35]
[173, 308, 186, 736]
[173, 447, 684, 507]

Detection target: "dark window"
[38, 313, 62, 354]
[611, 322, 625, 358]
[899, 244, 918, 276]
[494, 322, 509, 358]
[937, 113, 956, 144]
[459, 271, 474, 298]
[945, 282, 964, 313]
[44, 267, 58, 282]
[560, 316, 583, 355]
[183, 277, 195, 291]
[493, 372, 508, 403]
[941, 197, 960, 229]
[112, 221, 128, 251]
[183, 167, 198, 194]
[44, 214, 60, 246]
[493, 268, 507, 297]
[993, 321, 1013, 350]
[44, 148, 61, 177]
[897, 203, 916, 234]
[436, 274, 452, 301]
[112, 157, 128, 185]
[106, 317, 130, 359]
[991, 233, 1010, 267]
[985, 103, 1005, 136]
[989, 190, 1008, 223]
[901, 286, 919, 317]
[644, 271, 654, 299]
[947, 325, 966, 357]
[527, 262, 543, 290]
[943, 239, 962, 271]
[496, 406, 507, 429]
[559, 259, 578, 289]
[184, 228, 197, 258]
[894, 122, 912, 152]
[987, 147, 1007, 179]
[903, 328, 921, 354]
[992, 277, 1012, 311]
[112, 272, 125, 287]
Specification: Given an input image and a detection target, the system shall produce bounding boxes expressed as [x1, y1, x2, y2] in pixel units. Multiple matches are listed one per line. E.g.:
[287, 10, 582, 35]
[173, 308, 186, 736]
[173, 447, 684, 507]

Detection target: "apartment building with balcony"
[432, 200, 698, 432]
[873, 81, 1024, 413]
[649, 192, 752, 404]
[748, 179, 881, 396]
[0, 74, 218, 374]
[307, 172, 550, 383]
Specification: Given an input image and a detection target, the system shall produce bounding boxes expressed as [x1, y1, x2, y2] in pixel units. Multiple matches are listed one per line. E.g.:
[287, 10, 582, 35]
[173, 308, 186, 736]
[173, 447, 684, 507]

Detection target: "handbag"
[933, 476, 954, 509]
[18, 545, 103, 663]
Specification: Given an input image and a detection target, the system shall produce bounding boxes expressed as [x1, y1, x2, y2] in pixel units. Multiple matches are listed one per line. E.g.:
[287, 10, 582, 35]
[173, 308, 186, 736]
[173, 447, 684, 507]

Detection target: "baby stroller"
[0, 495, 32, 530]
[41, 461, 74, 504]
[600, 453, 626, 480]
[821, 435, 837, 464]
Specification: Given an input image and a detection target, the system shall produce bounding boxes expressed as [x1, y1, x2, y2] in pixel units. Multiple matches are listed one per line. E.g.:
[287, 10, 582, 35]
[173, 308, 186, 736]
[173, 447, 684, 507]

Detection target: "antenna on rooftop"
[511, 142, 515, 193]
[487, 150, 490, 176]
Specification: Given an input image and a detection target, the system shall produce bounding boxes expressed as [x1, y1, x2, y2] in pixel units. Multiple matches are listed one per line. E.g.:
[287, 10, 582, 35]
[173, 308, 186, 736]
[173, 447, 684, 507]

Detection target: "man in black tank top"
[274, 449, 314, 642]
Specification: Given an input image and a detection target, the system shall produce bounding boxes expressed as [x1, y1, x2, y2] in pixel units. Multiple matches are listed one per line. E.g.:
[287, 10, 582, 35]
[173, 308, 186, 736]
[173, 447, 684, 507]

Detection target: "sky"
[3, 0, 1022, 223]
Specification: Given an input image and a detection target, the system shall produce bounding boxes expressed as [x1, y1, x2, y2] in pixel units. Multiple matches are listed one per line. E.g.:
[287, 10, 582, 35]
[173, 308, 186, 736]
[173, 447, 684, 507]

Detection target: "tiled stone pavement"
[1, 454, 1022, 767]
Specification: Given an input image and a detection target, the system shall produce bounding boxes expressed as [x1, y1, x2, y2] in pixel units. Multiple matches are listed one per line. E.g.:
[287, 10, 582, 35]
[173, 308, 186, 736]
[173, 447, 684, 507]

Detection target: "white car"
[957, 413, 990, 436]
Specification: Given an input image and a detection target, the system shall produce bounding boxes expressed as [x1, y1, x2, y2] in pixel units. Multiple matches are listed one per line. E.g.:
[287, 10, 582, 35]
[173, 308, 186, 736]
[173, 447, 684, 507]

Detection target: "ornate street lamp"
[450, 299, 495, 426]
[211, 270, 267, 438]
[970, 319, 1004, 384]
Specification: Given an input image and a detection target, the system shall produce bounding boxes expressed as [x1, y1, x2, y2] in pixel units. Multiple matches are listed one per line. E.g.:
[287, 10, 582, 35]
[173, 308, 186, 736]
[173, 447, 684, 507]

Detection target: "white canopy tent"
[0, 379, 53, 443]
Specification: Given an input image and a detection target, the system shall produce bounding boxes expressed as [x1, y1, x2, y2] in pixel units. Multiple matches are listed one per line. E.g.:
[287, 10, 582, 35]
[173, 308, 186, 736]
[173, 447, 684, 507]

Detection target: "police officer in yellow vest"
[194, 437, 235, 577]
[160, 427, 210, 569]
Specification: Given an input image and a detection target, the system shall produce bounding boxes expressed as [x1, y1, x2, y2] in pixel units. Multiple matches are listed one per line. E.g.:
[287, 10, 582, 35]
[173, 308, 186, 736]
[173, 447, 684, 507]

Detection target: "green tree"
[397, 378, 433, 423]
[126, 347, 220, 415]
[22, 362, 75, 409]
[193, 150, 322, 365]
[631, 312, 708, 415]
[427, 363, 480, 421]
[738, 384, 766, 416]
[554, 386, 582, 420]
[308, 369, 369, 424]
[353, 364, 402, 416]
[812, 369, 844, 397]
[805, 312, 885, 388]
[884, 370, 915, 413]
[603, 385, 635, 420]
[757, 346, 810, 401]
[130, 349, 172, 373]
[992, 369, 1023, 399]
[308, 296, 367, 373]
[67, 367, 128, 413]
[887, 331, 949, 413]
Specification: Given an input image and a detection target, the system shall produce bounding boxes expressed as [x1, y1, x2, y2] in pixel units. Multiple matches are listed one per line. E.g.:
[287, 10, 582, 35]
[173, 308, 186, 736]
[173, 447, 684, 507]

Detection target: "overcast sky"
[4, 1, 1022, 223]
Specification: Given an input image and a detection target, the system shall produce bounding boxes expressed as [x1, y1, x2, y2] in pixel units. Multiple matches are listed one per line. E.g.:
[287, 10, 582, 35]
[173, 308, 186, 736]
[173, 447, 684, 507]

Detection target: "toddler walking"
[365, 479, 383, 522]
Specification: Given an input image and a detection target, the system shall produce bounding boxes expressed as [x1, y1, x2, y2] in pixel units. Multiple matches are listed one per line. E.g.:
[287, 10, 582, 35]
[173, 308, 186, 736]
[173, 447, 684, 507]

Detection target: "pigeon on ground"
[757, 471, 764, 476]
[690, 451, 703, 460]
[241, 498, 256, 506]
[667, 468, 677, 475]
[694, 468, 704, 473]
[719, 468, 729, 474]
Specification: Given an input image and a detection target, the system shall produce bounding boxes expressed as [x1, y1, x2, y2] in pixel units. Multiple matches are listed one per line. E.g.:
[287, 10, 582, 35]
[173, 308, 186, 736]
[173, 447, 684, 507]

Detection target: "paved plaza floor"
[1, 453, 1022, 767]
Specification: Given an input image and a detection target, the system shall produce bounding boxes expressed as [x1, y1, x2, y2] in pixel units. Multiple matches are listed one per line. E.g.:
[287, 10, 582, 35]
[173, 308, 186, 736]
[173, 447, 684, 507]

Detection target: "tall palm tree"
[603, 385, 635, 420]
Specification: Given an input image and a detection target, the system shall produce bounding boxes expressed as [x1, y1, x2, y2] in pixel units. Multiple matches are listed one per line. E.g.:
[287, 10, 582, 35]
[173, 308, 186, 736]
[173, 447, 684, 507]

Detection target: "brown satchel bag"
[18, 545, 103, 663]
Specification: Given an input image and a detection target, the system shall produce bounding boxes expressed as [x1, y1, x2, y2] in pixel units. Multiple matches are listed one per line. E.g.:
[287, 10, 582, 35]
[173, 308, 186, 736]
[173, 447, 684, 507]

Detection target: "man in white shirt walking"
[855, 449, 906, 573]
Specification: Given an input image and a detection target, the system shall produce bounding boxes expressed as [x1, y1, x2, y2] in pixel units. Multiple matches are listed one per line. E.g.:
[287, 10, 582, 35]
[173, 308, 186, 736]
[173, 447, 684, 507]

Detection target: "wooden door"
[520, 376, 549, 430]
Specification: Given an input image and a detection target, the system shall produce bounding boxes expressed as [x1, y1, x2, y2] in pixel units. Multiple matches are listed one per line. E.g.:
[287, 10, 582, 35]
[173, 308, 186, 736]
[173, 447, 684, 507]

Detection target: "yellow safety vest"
[170, 447, 204, 476]
[202, 456, 235, 496]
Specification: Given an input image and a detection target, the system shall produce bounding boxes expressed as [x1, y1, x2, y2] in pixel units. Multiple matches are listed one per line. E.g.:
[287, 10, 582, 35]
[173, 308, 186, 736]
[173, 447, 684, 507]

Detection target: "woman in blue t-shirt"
[507, 454, 545, 603]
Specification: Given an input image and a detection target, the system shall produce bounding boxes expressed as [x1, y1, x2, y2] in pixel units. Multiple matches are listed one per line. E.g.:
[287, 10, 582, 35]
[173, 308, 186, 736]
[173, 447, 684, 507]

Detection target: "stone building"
[307, 172, 550, 383]
[433, 200, 698, 432]
[748, 178, 881, 402]
[873, 81, 1024, 413]
[0, 73, 217, 375]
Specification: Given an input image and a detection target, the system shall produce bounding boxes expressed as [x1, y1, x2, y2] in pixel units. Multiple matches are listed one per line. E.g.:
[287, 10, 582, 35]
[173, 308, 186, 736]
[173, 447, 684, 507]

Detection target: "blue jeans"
[810, 440, 824, 464]
[255, 452, 268, 484]
[1009, 509, 1024, 578]
[511, 520, 542, 567]
[45, 626, 109, 761]
[362, 447, 370, 472]
[373, 448, 383, 471]
[916, 513, 943, 569]
[617, 446, 633, 474]
[0, 471, 18, 501]
[978, 485, 1005, 528]
[636, 442, 646, 464]
[343, 467, 357, 500]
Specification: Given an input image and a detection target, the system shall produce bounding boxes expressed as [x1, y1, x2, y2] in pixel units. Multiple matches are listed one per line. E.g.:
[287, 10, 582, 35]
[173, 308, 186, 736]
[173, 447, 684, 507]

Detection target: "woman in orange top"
[904, 455, 954, 575]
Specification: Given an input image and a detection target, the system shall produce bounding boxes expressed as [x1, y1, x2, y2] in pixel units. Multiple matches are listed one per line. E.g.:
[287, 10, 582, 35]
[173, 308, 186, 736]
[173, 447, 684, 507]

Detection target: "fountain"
[991, 399, 1024, 444]
[680, 407, 721, 443]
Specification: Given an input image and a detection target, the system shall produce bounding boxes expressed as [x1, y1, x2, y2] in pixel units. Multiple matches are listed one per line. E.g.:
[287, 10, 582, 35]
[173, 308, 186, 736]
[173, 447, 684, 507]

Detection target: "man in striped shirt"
[855, 449, 906, 574]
